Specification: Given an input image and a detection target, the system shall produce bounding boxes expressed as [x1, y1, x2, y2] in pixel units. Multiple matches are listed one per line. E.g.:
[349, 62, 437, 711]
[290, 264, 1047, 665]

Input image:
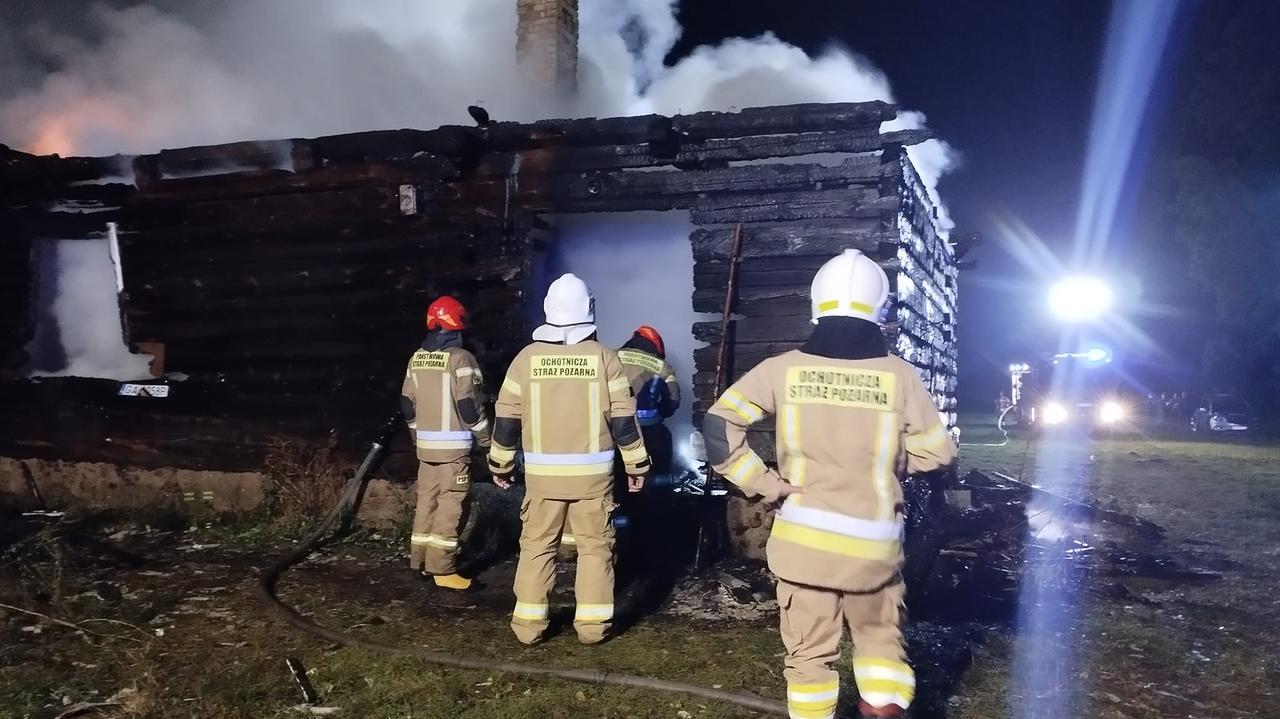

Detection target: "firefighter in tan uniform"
[706, 250, 956, 719]
[488, 274, 650, 645]
[401, 296, 492, 590]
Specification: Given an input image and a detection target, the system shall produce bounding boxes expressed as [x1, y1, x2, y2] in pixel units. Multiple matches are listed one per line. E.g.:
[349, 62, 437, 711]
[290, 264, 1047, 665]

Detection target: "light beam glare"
[1072, 0, 1181, 264]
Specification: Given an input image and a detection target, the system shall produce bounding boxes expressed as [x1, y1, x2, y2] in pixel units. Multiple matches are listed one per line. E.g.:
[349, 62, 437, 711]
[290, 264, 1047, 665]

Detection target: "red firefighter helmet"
[634, 325, 665, 357]
[426, 296, 467, 331]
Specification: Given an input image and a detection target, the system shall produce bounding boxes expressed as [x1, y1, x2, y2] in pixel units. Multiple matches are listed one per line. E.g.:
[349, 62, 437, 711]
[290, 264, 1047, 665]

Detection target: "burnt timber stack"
[0, 100, 961, 501]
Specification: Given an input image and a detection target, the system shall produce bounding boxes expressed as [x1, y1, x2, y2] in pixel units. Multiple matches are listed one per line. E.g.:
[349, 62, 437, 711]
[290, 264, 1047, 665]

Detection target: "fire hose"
[257, 413, 787, 716]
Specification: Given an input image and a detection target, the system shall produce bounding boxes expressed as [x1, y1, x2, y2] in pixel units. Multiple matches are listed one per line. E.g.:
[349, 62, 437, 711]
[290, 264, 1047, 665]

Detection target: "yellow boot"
[433, 573, 472, 590]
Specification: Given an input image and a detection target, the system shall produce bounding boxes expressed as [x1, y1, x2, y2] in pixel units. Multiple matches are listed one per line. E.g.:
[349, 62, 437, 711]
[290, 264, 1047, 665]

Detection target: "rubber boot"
[433, 573, 472, 590]
[858, 700, 906, 718]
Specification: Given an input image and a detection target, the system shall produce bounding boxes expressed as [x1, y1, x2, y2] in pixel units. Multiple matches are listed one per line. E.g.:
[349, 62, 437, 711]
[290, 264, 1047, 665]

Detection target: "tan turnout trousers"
[409, 459, 470, 575]
[778, 578, 912, 719]
[511, 494, 616, 645]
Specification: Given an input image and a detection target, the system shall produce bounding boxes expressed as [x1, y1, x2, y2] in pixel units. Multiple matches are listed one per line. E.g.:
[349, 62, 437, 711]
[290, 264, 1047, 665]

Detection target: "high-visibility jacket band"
[523, 450, 616, 465]
[777, 502, 903, 541]
[771, 517, 900, 561]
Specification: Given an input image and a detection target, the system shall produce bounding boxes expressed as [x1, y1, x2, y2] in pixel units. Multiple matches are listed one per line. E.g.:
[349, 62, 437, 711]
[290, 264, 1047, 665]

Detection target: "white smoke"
[30, 240, 154, 381]
[2, 0, 955, 378]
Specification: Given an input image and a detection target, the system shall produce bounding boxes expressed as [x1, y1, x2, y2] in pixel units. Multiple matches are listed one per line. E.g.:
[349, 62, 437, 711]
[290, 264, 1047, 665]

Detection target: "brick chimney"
[516, 0, 578, 96]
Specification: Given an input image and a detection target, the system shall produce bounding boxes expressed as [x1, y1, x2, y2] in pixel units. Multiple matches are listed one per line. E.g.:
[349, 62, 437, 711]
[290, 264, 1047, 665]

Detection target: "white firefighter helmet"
[532, 273, 597, 344]
[810, 248, 890, 324]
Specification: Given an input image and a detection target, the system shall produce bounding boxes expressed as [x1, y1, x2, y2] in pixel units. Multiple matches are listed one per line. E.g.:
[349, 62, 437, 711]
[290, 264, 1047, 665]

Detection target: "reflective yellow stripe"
[771, 517, 900, 561]
[816, 299, 875, 315]
[512, 602, 548, 621]
[489, 446, 516, 464]
[872, 412, 896, 521]
[410, 533, 433, 545]
[560, 534, 577, 545]
[423, 534, 457, 549]
[574, 603, 614, 622]
[853, 657, 913, 674]
[471, 418, 490, 432]
[440, 372, 451, 431]
[783, 701, 834, 711]
[788, 680, 839, 694]
[782, 405, 805, 487]
[524, 461, 615, 476]
[530, 383, 542, 453]
[619, 444, 647, 466]
[588, 383, 600, 454]
[502, 377, 523, 397]
[608, 377, 630, 393]
[725, 452, 765, 487]
[853, 664, 915, 688]
[455, 366, 476, 378]
[856, 678, 915, 701]
[905, 424, 949, 454]
[719, 389, 763, 423]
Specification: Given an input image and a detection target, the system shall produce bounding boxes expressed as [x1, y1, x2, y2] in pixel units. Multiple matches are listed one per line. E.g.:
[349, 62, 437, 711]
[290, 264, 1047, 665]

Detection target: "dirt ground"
[2, 420, 1278, 719]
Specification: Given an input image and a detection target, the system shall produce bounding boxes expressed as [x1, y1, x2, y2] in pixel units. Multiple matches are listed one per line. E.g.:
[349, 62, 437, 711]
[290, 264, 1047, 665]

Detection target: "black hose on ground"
[257, 414, 787, 716]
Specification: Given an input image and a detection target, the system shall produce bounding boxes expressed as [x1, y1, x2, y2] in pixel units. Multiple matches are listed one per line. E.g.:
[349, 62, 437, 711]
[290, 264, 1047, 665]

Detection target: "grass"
[951, 415, 1280, 718]
[3, 420, 1279, 718]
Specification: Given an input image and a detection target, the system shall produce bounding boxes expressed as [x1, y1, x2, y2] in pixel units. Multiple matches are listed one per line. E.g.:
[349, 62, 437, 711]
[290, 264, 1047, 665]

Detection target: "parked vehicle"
[1190, 394, 1254, 433]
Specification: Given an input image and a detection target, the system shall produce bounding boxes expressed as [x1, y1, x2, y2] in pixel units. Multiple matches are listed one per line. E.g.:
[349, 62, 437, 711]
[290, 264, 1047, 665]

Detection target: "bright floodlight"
[1084, 347, 1110, 363]
[1048, 276, 1114, 322]
[1098, 400, 1125, 425]
[1042, 402, 1069, 425]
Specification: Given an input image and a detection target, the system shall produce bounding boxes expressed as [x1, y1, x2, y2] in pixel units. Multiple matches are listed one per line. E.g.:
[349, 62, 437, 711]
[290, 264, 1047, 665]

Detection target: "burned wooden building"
[0, 100, 960, 510]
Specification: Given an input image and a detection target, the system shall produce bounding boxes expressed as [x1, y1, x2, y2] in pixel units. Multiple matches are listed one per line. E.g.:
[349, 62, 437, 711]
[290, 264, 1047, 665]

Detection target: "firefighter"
[618, 325, 680, 477]
[488, 273, 650, 645]
[560, 325, 680, 550]
[400, 296, 491, 591]
[705, 249, 957, 719]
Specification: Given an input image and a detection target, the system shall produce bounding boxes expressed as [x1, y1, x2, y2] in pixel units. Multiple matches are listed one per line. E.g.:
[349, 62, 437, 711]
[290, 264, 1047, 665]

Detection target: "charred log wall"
[0, 101, 959, 488]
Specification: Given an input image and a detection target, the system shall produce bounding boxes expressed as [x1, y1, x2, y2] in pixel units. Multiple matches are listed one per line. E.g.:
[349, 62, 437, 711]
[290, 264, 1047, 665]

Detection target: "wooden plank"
[457, 156, 892, 211]
[483, 128, 933, 175]
[690, 193, 898, 225]
[480, 101, 896, 151]
[690, 220, 895, 259]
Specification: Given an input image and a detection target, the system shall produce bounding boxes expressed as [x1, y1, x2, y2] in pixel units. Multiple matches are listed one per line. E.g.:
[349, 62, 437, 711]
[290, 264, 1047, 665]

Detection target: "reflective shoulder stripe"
[905, 424, 950, 453]
[719, 388, 764, 423]
[770, 517, 901, 561]
[455, 366, 476, 378]
[608, 377, 630, 393]
[502, 377, 523, 396]
[776, 503, 903, 541]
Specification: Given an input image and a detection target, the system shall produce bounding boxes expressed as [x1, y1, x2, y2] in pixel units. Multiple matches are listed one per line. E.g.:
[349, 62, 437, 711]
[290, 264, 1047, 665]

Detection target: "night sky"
[674, 0, 1114, 407]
